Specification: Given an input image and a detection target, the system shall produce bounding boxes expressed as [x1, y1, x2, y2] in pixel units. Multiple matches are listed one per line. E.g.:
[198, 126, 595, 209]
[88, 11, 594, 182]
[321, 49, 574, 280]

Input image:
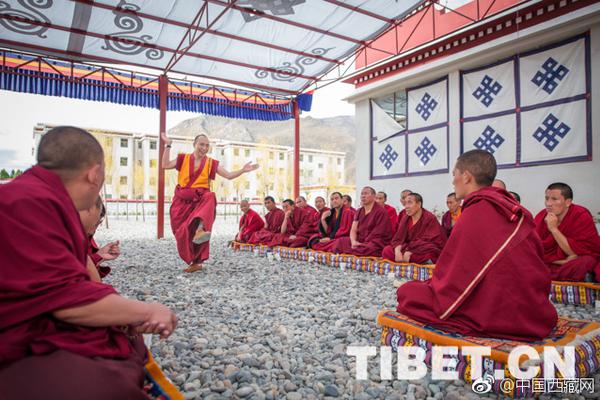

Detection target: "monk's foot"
[192, 229, 211, 245]
[184, 263, 203, 273]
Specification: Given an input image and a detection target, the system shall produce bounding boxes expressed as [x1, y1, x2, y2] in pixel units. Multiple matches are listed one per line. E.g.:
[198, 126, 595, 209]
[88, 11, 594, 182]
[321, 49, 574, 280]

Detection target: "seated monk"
[296, 196, 319, 221]
[382, 193, 447, 264]
[492, 178, 506, 189]
[248, 196, 285, 245]
[441, 192, 461, 237]
[397, 150, 557, 341]
[235, 200, 264, 243]
[376, 191, 398, 234]
[267, 199, 318, 248]
[0, 126, 177, 399]
[398, 189, 412, 221]
[509, 191, 521, 203]
[324, 187, 392, 256]
[342, 194, 356, 213]
[534, 182, 600, 282]
[308, 192, 355, 250]
[79, 197, 120, 281]
[315, 196, 329, 219]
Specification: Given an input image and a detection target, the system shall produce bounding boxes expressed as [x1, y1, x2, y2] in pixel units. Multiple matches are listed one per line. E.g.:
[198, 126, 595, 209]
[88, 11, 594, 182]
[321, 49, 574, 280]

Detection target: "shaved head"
[455, 150, 497, 187]
[37, 126, 104, 180]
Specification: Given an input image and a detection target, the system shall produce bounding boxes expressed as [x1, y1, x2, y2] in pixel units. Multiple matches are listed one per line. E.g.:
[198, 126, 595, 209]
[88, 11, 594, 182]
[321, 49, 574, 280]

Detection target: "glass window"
[269, 152, 274, 159]
[234, 148, 239, 156]
[120, 157, 128, 166]
[318, 163, 323, 169]
[279, 153, 284, 160]
[245, 181, 250, 189]
[373, 90, 408, 129]
[269, 167, 274, 174]
[120, 194, 127, 199]
[309, 155, 313, 163]
[300, 155, 304, 162]
[150, 159, 157, 168]
[221, 149, 225, 156]
[150, 177, 156, 185]
[120, 176, 127, 185]
[137, 142, 142, 149]
[337, 158, 341, 166]
[150, 141, 157, 150]
[137, 160, 142, 167]
[245, 149, 250, 157]
[120, 138, 128, 148]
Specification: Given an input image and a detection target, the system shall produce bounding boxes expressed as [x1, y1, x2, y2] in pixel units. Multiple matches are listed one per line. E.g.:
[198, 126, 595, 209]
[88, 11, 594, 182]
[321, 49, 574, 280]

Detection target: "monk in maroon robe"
[80, 198, 119, 280]
[315, 196, 330, 218]
[0, 127, 177, 399]
[296, 196, 320, 221]
[382, 193, 447, 264]
[376, 191, 398, 235]
[441, 192, 462, 238]
[309, 192, 355, 250]
[235, 200, 264, 243]
[397, 150, 557, 341]
[248, 196, 285, 245]
[268, 199, 318, 248]
[397, 189, 412, 221]
[534, 183, 600, 282]
[342, 194, 356, 213]
[324, 187, 392, 256]
[162, 132, 258, 272]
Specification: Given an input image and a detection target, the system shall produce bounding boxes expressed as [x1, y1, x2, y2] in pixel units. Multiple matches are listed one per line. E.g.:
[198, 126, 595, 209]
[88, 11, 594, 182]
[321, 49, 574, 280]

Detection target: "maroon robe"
[310, 207, 355, 250]
[303, 204, 320, 222]
[384, 204, 399, 235]
[267, 207, 318, 248]
[237, 208, 264, 243]
[0, 166, 147, 398]
[88, 236, 111, 278]
[396, 187, 557, 341]
[169, 154, 219, 265]
[325, 203, 392, 256]
[382, 209, 447, 263]
[535, 204, 600, 282]
[248, 208, 285, 245]
[441, 207, 461, 238]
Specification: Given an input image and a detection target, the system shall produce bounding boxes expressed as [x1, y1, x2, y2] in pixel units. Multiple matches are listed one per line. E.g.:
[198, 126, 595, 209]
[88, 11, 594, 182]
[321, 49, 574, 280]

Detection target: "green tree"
[0, 169, 9, 179]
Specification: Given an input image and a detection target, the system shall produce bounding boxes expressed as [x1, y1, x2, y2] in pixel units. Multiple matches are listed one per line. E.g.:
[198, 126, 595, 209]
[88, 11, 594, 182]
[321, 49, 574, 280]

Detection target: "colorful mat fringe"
[378, 310, 600, 398]
[231, 242, 600, 306]
[144, 351, 184, 400]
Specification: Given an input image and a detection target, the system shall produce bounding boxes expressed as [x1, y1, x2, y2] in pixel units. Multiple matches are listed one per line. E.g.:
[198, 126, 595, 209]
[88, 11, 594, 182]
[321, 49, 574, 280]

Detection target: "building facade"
[345, 0, 600, 216]
[33, 124, 348, 203]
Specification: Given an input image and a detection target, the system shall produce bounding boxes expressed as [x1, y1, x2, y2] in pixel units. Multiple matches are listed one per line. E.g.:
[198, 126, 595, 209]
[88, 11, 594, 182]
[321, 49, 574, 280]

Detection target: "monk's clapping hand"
[242, 161, 259, 172]
[135, 303, 177, 339]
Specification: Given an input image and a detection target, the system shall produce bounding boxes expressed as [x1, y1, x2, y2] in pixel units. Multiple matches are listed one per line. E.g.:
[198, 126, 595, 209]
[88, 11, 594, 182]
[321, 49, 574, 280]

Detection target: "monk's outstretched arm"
[217, 162, 259, 180]
[160, 132, 177, 169]
[53, 294, 176, 337]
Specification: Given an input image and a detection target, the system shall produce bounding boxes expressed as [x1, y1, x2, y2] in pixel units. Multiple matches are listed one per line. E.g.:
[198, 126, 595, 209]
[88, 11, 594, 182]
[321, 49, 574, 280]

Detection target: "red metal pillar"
[157, 74, 167, 239]
[293, 100, 300, 199]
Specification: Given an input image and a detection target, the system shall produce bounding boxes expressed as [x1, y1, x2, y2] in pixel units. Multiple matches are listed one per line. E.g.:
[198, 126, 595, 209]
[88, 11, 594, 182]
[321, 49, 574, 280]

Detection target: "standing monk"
[268, 199, 318, 248]
[382, 193, 447, 264]
[0, 126, 177, 399]
[441, 192, 462, 238]
[309, 192, 354, 250]
[396, 150, 557, 341]
[235, 200, 264, 243]
[376, 191, 398, 235]
[248, 196, 285, 245]
[325, 187, 392, 257]
[534, 183, 600, 282]
[161, 132, 258, 273]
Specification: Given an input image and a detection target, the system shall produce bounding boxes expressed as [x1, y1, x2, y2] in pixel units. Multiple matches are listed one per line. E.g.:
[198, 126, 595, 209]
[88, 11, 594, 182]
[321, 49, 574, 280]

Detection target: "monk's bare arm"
[350, 221, 359, 246]
[549, 227, 576, 258]
[160, 132, 177, 169]
[281, 214, 289, 234]
[217, 162, 259, 180]
[53, 294, 175, 337]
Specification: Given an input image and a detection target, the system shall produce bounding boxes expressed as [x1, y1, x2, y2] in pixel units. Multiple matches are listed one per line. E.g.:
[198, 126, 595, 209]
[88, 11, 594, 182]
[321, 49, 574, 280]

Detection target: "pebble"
[98, 218, 600, 400]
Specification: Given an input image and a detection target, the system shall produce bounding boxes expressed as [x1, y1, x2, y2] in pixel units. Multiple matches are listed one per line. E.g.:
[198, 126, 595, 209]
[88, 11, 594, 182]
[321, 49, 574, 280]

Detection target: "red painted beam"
[293, 100, 300, 199]
[157, 74, 167, 239]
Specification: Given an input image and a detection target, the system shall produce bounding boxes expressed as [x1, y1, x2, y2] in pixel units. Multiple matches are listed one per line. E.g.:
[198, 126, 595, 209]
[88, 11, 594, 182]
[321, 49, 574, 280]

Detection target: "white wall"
[354, 21, 600, 217]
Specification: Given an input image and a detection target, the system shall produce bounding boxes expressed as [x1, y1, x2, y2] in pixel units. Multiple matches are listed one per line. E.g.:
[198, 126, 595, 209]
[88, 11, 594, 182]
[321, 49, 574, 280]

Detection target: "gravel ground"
[97, 217, 600, 400]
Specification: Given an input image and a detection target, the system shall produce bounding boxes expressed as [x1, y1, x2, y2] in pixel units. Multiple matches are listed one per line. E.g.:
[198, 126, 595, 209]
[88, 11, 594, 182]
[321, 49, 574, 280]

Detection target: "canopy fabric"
[0, 51, 296, 120]
[0, 0, 424, 95]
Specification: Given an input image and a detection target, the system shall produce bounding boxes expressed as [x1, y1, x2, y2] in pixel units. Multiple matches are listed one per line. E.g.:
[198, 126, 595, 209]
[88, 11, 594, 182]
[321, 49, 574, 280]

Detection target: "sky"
[0, 81, 355, 171]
